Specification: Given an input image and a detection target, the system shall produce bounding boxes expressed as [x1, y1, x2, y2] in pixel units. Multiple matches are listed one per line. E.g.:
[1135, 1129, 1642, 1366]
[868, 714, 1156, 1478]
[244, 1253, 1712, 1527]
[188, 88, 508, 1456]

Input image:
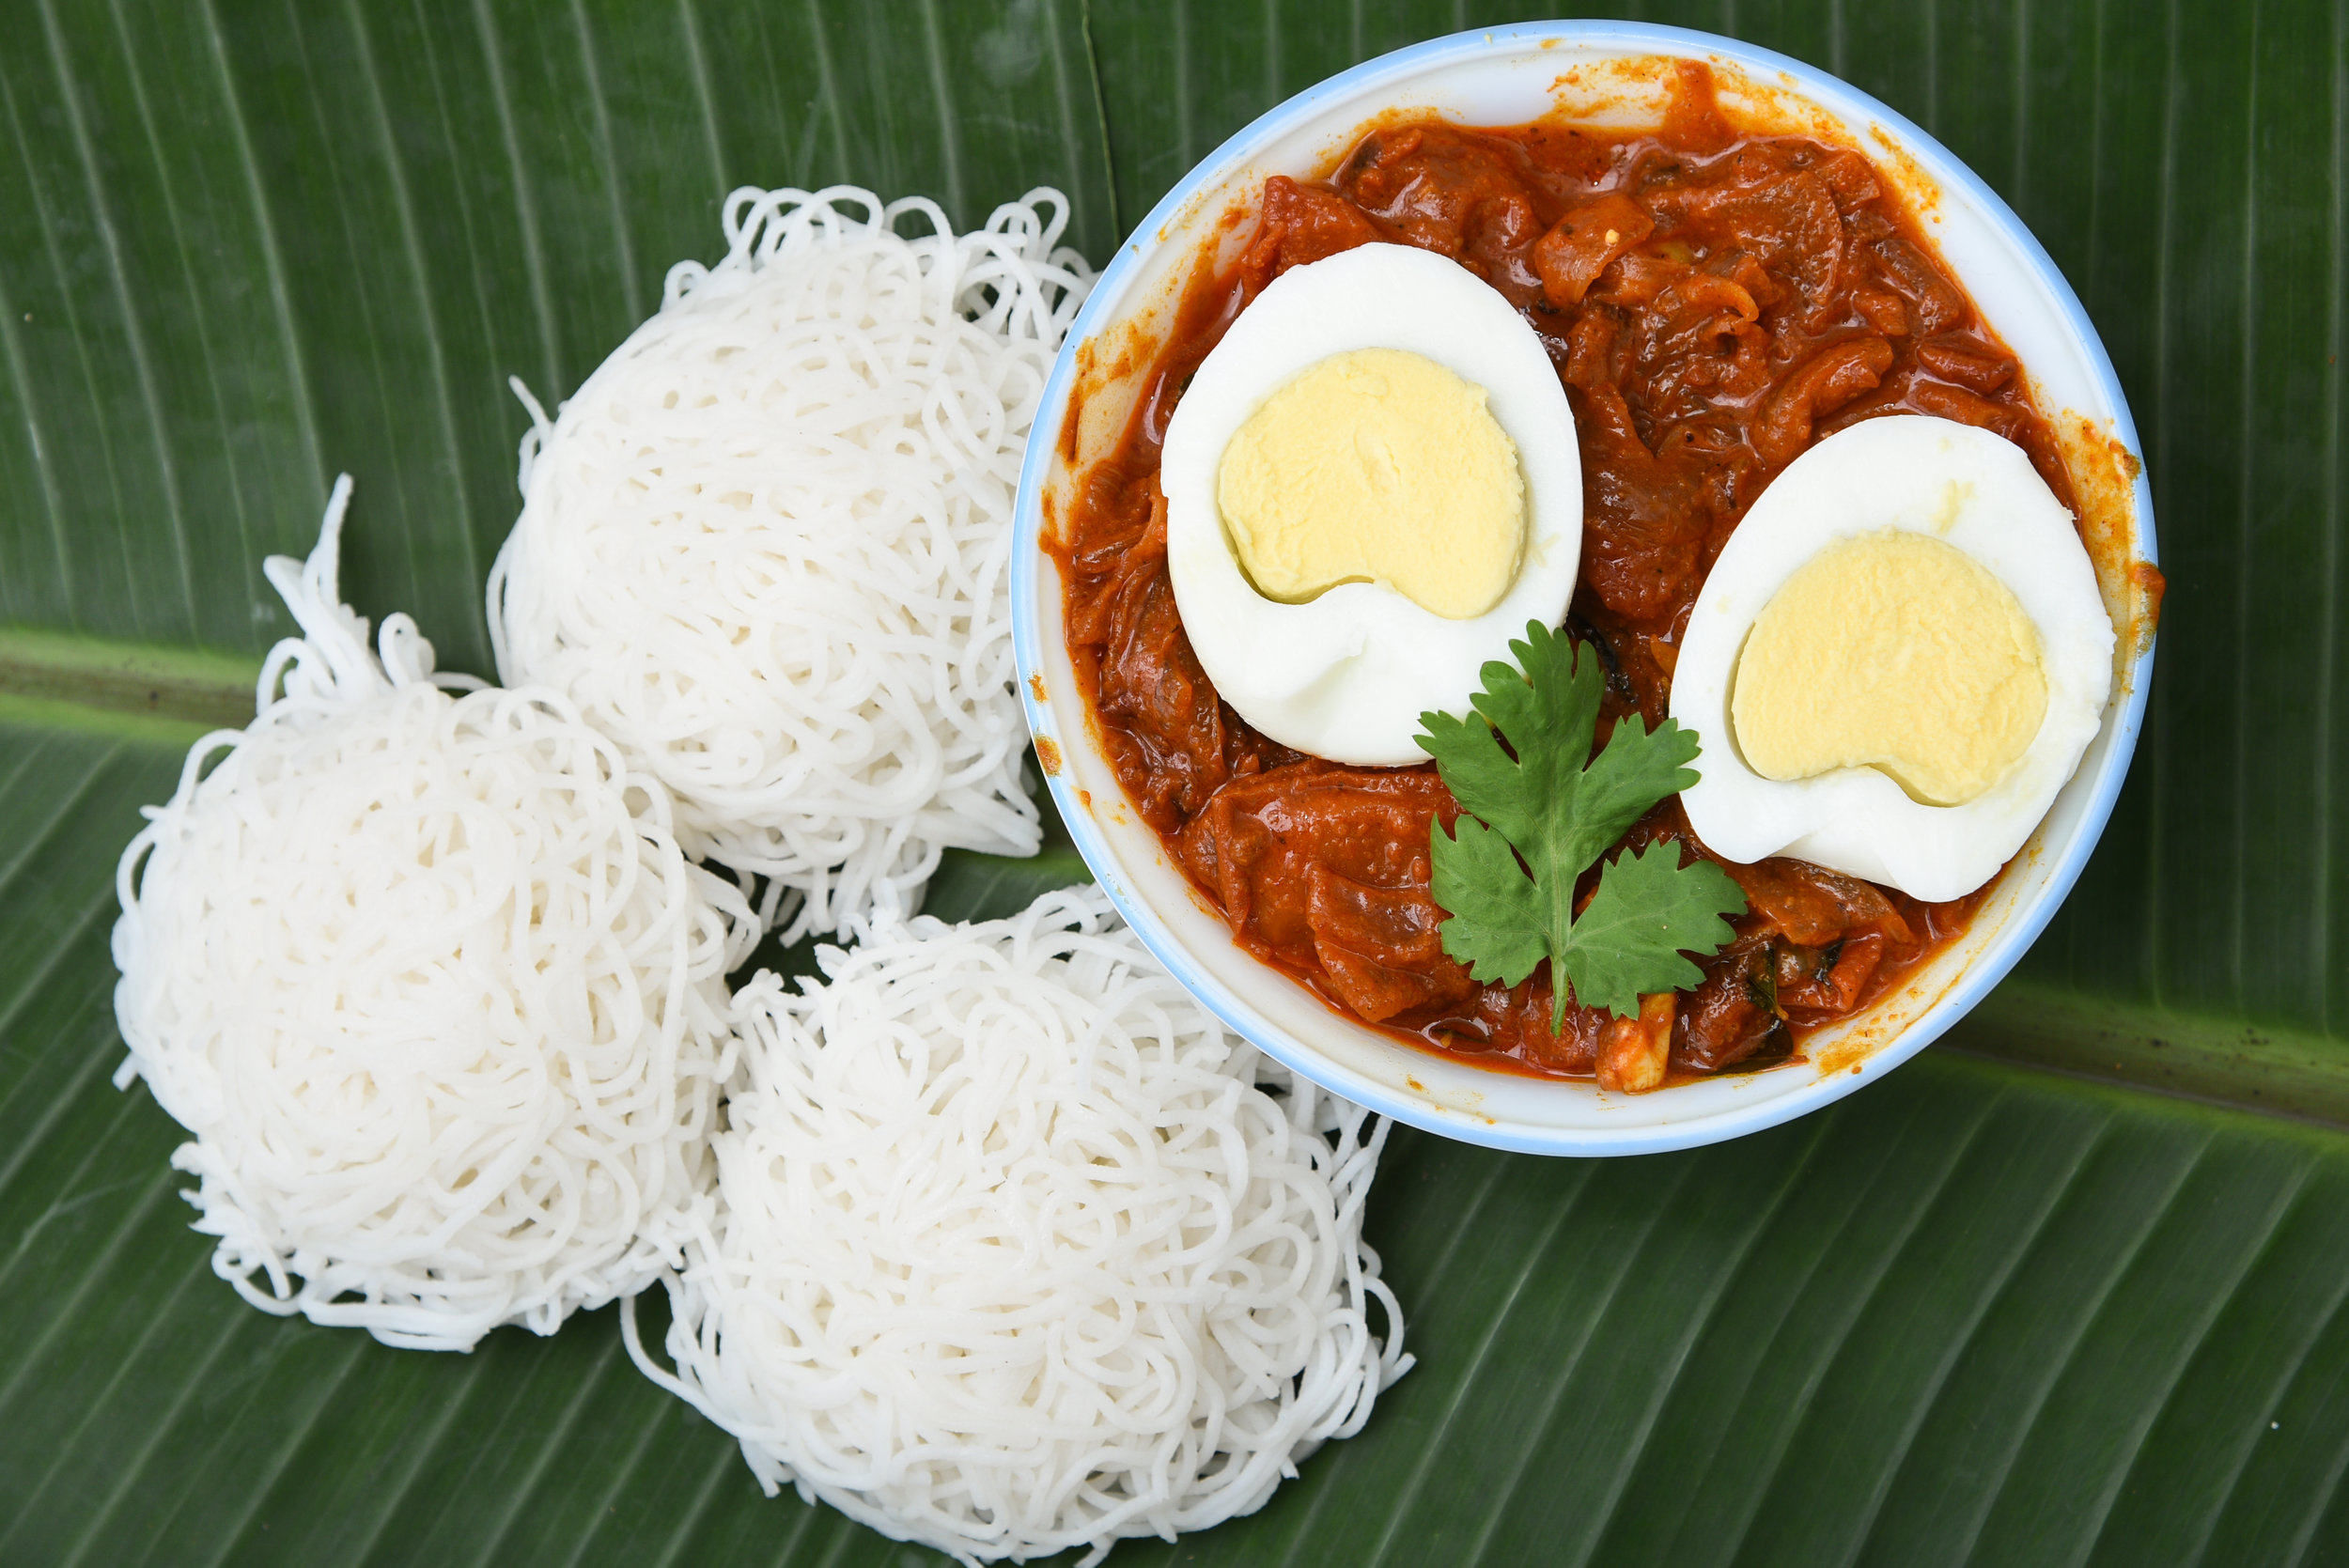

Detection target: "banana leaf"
[4, 1, 2345, 1561]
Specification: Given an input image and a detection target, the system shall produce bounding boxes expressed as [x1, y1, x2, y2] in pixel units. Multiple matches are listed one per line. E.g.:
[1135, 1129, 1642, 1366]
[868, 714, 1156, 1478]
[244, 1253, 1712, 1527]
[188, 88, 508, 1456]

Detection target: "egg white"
[1160, 243, 1582, 767]
[1672, 414, 2114, 902]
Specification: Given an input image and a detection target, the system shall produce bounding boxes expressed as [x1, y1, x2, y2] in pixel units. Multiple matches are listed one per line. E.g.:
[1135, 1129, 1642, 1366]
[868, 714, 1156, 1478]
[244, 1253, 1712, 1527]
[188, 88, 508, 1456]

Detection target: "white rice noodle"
[490, 185, 1093, 943]
[113, 477, 756, 1351]
[625, 886, 1409, 1566]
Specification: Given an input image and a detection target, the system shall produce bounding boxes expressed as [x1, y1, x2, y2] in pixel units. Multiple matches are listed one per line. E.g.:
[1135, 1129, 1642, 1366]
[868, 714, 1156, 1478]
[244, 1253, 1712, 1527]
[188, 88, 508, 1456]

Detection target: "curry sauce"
[1052, 66, 2048, 1081]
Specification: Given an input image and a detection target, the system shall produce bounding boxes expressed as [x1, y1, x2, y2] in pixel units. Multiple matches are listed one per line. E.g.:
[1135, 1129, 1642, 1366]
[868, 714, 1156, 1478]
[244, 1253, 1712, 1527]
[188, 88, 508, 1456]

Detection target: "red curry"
[1051, 66, 2061, 1084]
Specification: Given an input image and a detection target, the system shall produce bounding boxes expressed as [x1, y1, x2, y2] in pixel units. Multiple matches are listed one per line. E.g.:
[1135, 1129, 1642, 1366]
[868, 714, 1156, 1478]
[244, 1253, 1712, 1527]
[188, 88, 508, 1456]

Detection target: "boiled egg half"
[1161, 243, 1581, 766]
[1672, 414, 2114, 902]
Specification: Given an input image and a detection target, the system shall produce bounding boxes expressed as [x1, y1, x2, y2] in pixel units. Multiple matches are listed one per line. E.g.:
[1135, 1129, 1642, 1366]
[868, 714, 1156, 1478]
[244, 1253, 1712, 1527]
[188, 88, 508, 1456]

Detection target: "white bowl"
[1011, 21, 2160, 1157]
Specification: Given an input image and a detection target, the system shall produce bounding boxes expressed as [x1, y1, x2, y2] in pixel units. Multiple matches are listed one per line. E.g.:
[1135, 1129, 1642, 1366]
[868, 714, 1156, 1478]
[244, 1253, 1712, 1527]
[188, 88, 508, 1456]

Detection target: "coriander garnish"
[1415, 619, 1747, 1026]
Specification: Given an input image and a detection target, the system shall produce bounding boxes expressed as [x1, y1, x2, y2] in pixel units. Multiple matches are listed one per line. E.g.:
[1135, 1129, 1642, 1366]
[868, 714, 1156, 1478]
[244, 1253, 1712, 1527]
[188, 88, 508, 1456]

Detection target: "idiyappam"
[626, 885, 1408, 1566]
[490, 185, 1092, 942]
[113, 478, 755, 1351]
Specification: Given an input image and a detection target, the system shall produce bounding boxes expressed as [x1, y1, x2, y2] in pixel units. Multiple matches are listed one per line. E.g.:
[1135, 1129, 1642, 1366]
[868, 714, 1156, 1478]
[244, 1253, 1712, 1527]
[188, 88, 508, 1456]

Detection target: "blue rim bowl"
[1011, 21, 2159, 1157]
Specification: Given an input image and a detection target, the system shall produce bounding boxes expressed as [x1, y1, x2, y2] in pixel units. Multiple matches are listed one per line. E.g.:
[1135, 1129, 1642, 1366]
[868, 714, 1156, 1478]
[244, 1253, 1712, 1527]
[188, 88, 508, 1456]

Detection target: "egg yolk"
[1216, 348, 1525, 620]
[1732, 528, 2047, 806]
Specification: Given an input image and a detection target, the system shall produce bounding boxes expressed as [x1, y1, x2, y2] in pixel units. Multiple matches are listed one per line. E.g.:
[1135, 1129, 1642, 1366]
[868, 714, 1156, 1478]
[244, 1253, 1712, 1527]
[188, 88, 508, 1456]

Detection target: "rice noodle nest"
[490, 184, 1093, 943]
[626, 885, 1410, 1567]
[112, 480, 755, 1352]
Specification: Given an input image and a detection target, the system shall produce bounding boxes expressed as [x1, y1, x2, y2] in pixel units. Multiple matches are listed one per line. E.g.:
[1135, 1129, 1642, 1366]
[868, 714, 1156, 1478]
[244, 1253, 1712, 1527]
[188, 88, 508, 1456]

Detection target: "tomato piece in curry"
[1050, 66, 2053, 1083]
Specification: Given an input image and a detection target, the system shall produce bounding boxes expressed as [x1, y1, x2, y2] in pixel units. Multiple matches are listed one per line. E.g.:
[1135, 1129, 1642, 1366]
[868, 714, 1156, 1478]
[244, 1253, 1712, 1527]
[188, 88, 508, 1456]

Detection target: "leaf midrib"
[0, 625, 257, 731]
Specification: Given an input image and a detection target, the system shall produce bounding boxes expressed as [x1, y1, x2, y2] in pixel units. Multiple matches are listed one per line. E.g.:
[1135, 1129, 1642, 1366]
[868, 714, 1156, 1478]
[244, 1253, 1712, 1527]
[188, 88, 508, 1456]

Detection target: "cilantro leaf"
[1556, 840, 1747, 1017]
[1426, 815, 1548, 987]
[1417, 620, 1748, 1028]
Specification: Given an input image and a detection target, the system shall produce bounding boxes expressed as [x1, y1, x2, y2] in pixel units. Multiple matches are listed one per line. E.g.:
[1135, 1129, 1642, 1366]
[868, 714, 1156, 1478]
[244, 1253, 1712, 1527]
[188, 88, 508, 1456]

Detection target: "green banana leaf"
[3, 1, 2342, 1561]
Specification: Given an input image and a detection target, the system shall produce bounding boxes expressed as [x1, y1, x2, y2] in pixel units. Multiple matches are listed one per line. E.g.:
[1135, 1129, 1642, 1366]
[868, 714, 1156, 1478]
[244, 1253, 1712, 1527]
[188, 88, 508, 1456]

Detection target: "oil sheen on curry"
[1051, 66, 2117, 1092]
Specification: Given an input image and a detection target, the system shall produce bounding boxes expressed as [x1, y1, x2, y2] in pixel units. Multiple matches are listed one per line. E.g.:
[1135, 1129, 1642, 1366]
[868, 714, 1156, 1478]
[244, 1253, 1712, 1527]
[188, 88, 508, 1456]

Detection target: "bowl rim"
[1011, 18, 2159, 1157]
